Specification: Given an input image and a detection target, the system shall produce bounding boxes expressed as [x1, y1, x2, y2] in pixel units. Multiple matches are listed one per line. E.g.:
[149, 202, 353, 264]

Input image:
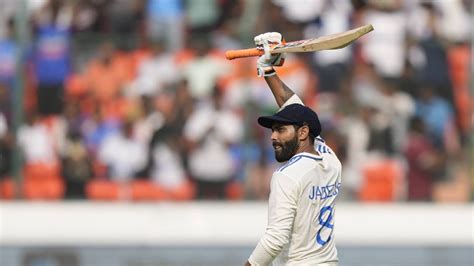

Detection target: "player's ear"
[298, 125, 310, 141]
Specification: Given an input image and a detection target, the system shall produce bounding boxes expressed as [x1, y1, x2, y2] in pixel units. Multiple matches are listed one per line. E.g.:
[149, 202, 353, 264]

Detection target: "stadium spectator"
[130, 41, 180, 97]
[404, 117, 441, 201]
[97, 119, 146, 182]
[376, 78, 415, 154]
[0, 111, 11, 178]
[185, 0, 221, 33]
[147, 124, 188, 192]
[0, 19, 17, 90]
[62, 131, 92, 199]
[0, 84, 12, 191]
[184, 86, 243, 199]
[0, 0, 17, 40]
[361, 1, 407, 79]
[106, 0, 144, 50]
[411, 3, 454, 105]
[0, 84, 11, 126]
[81, 106, 120, 157]
[133, 95, 164, 148]
[415, 85, 460, 154]
[145, 0, 185, 51]
[31, 0, 74, 115]
[70, 0, 108, 34]
[181, 35, 231, 100]
[63, 99, 85, 139]
[135, 86, 194, 198]
[17, 111, 57, 165]
[339, 103, 371, 200]
[307, 0, 353, 93]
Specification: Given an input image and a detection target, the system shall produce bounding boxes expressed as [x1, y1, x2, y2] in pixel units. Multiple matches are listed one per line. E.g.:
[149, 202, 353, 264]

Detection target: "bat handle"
[225, 48, 264, 60]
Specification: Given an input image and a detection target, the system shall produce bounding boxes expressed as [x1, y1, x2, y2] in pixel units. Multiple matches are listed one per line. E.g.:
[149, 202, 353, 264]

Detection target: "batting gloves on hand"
[254, 32, 285, 77]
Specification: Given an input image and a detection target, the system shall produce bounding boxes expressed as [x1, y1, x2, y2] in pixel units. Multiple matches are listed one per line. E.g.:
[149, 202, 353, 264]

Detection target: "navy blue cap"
[257, 104, 321, 136]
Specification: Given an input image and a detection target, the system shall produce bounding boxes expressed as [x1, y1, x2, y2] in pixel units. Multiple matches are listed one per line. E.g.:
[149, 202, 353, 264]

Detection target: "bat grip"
[225, 48, 264, 60]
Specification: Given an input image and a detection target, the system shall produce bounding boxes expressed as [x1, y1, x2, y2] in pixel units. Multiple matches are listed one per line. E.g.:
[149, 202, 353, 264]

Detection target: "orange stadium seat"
[0, 178, 15, 199]
[22, 162, 64, 200]
[23, 163, 61, 182]
[65, 74, 88, 98]
[447, 45, 471, 133]
[130, 180, 168, 201]
[101, 97, 137, 121]
[131, 180, 196, 201]
[225, 181, 244, 201]
[168, 180, 196, 201]
[358, 159, 404, 202]
[86, 179, 121, 201]
[23, 178, 65, 200]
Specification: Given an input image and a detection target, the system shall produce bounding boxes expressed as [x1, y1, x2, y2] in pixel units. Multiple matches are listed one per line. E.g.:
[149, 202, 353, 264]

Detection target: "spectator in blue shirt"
[32, 0, 73, 116]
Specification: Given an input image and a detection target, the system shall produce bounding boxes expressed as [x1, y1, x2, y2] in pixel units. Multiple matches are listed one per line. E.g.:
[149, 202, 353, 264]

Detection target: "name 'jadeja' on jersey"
[309, 181, 342, 201]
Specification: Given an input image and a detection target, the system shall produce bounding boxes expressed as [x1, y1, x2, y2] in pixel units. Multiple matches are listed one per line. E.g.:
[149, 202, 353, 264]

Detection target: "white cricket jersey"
[249, 137, 342, 266]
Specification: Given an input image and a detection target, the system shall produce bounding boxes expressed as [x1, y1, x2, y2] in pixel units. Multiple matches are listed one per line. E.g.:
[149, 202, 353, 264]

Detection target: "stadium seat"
[0, 177, 15, 199]
[225, 181, 244, 200]
[22, 162, 65, 200]
[130, 180, 168, 201]
[23, 162, 61, 181]
[130, 180, 196, 201]
[168, 180, 196, 201]
[65, 74, 87, 98]
[23, 178, 65, 200]
[86, 179, 121, 200]
[358, 159, 404, 202]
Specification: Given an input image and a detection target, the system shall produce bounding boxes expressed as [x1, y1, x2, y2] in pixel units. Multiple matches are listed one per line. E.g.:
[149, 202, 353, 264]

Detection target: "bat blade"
[224, 24, 374, 60]
[271, 24, 374, 54]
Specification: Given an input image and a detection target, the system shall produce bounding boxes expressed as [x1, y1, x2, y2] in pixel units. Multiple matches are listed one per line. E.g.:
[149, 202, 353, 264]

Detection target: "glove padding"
[254, 32, 285, 77]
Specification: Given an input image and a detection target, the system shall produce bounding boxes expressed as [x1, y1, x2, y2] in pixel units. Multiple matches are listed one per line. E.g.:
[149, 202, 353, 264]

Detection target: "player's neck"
[295, 141, 317, 156]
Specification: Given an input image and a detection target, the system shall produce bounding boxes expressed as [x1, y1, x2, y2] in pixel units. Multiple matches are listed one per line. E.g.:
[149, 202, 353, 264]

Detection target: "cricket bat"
[225, 24, 374, 60]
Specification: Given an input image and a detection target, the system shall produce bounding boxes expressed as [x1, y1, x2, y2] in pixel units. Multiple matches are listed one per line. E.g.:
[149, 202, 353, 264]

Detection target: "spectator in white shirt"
[98, 120, 146, 182]
[184, 85, 243, 199]
[361, 3, 407, 78]
[181, 36, 231, 100]
[130, 41, 180, 97]
[17, 111, 57, 165]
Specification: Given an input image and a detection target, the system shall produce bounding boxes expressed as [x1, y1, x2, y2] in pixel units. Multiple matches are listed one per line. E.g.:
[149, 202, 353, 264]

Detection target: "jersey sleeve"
[248, 171, 300, 265]
[279, 94, 304, 111]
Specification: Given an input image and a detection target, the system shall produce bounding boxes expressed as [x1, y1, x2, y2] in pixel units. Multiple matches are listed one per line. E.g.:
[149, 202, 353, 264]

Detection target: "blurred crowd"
[0, 0, 471, 202]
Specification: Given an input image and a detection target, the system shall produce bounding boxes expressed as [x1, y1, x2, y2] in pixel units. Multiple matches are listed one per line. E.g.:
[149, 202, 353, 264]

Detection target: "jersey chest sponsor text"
[309, 181, 341, 200]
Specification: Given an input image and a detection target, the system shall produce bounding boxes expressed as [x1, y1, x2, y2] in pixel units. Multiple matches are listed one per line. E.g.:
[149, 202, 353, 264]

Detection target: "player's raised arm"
[254, 32, 303, 108]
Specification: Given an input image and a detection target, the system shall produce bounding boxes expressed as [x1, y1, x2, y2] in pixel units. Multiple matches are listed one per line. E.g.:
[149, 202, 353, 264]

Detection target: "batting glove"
[254, 32, 285, 77]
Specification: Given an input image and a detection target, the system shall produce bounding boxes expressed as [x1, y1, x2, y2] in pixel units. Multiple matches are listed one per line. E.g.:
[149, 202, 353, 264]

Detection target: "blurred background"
[0, 0, 472, 265]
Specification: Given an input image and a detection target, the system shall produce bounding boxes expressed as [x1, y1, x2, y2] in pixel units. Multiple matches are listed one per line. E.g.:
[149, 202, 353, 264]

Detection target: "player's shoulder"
[275, 152, 322, 177]
[314, 137, 342, 169]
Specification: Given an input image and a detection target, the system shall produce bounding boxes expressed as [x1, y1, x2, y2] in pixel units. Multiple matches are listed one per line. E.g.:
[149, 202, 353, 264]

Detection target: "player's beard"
[273, 134, 299, 162]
